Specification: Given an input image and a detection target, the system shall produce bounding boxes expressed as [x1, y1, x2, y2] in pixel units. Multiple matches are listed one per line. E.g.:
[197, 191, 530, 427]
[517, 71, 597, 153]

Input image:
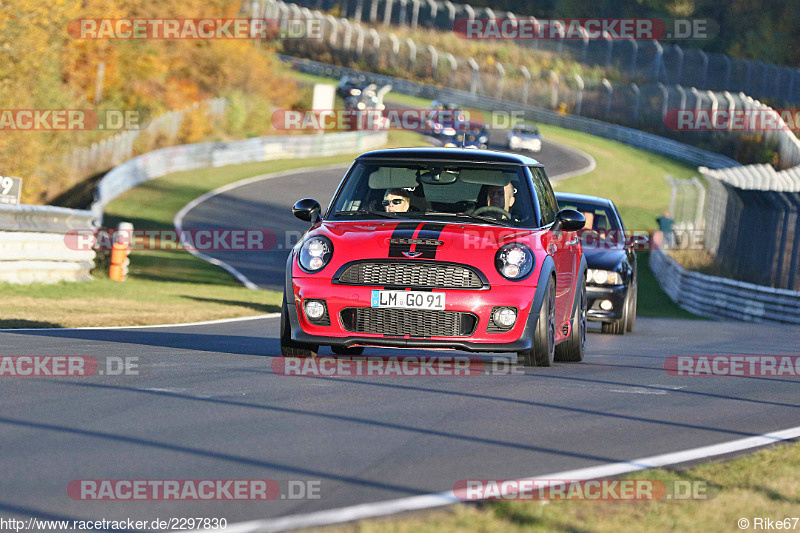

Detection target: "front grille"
[340, 308, 477, 337]
[337, 261, 485, 289]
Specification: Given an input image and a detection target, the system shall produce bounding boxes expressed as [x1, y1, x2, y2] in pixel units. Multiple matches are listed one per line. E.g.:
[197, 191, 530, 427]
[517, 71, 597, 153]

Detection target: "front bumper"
[287, 277, 539, 353]
[586, 284, 627, 322]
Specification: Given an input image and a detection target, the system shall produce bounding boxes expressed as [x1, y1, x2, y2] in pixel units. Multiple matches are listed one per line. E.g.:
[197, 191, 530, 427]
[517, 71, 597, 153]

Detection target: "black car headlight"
[298, 236, 333, 273]
[495, 243, 534, 280]
[586, 268, 623, 285]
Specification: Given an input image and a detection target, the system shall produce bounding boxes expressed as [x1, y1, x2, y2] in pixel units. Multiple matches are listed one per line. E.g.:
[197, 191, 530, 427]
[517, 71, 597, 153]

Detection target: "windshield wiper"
[333, 209, 399, 219]
[425, 211, 513, 227]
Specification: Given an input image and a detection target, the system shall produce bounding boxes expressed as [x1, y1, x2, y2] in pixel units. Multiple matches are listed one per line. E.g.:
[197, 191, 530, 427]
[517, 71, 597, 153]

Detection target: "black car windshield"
[330, 161, 537, 227]
[556, 199, 624, 245]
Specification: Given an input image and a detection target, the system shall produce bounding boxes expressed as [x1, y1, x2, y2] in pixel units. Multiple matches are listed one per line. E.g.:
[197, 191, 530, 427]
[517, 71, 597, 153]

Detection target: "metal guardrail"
[649, 248, 800, 324]
[91, 130, 388, 218]
[1, 130, 387, 284]
[0, 205, 97, 284]
[282, 55, 739, 169]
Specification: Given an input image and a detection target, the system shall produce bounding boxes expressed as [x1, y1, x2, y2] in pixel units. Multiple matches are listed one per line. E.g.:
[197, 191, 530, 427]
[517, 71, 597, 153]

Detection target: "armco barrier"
[1, 130, 387, 284]
[91, 130, 387, 218]
[282, 56, 738, 170]
[649, 248, 800, 324]
[0, 204, 97, 284]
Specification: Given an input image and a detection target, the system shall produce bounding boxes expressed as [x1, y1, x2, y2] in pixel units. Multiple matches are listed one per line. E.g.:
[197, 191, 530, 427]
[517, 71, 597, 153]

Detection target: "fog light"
[304, 300, 325, 319]
[492, 307, 517, 328]
[600, 300, 613, 311]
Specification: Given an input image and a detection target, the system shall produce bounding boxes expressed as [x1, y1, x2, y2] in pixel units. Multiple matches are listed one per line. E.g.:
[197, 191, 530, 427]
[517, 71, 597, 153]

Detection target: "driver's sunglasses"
[382, 198, 407, 206]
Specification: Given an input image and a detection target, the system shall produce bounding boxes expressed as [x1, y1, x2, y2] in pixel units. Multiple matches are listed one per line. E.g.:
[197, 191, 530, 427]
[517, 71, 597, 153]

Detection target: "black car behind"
[555, 192, 644, 334]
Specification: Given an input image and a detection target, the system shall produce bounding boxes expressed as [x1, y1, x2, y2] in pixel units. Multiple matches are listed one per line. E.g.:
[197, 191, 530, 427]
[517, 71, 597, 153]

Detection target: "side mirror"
[293, 198, 321, 224]
[553, 209, 585, 232]
[630, 234, 650, 250]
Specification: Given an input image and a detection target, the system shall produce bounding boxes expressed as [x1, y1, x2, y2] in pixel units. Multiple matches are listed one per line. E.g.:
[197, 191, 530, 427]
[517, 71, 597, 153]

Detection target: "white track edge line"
[0, 313, 280, 332]
[548, 145, 597, 182]
[174, 164, 352, 291]
[206, 424, 800, 533]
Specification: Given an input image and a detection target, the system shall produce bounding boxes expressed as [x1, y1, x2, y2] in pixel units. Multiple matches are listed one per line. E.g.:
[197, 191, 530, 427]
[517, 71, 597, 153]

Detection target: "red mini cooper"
[281, 148, 587, 366]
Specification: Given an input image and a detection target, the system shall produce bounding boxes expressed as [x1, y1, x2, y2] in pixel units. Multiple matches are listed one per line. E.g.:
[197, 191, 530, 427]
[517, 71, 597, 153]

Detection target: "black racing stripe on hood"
[388, 222, 422, 258]
[413, 222, 447, 259]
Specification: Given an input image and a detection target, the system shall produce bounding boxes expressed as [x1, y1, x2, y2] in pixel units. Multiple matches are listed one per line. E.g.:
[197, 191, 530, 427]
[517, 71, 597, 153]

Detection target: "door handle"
[566, 238, 579, 246]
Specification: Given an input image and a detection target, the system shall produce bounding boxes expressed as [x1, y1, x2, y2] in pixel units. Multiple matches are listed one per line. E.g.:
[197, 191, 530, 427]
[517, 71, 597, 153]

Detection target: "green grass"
[316, 439, 800, 533]
[541, 124, 696, 231]
[0, 130, 431, 328]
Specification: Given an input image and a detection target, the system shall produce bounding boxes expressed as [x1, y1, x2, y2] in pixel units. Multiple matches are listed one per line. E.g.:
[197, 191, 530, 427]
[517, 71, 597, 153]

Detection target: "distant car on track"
[282, 147, 588, 366]
[336, 75, 369, 99]
[555, 192, 646, 334]
[508, 124, 542, 152]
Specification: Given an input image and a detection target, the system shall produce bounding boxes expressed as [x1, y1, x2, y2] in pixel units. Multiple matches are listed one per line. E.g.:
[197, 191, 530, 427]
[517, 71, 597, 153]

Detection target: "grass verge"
[0, 130, 430, 328]
[314, 439, 800, 533]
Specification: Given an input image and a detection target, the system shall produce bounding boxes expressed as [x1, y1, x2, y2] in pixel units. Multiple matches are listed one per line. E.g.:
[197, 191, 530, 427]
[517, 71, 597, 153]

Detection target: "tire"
[600, 289, 629, 335]
[280, 296, 318, 357]
[331, 346, 364, 356]
[518, 277, 555, 367]
[626, 281, 637, 333]
[555, 278, 587, 362]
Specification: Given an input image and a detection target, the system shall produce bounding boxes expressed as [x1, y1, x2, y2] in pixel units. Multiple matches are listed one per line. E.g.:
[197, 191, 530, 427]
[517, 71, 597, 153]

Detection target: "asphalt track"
[3, 138, 800, 531]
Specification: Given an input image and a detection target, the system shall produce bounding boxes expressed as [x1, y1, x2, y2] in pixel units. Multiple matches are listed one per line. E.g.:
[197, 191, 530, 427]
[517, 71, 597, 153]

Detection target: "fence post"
[573, 74, 584, 115]
[468, 57, 480, 94]
[383, 0, 393, 26]
[495, 62, 505, 99]
[549, 70, 559, 109]
[444, 52, 457, 86]
[630, 83, 640, 122]
[405, 37, 417, 71]
[602, 78, 613, 117]
[520, 66, 531, 105]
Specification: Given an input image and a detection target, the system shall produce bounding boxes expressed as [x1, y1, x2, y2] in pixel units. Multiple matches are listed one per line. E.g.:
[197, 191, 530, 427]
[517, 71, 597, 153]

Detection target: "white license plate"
[371, 290, 445, 310]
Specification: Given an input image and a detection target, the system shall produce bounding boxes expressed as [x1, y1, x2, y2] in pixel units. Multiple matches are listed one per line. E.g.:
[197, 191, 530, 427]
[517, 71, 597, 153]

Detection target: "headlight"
[587, 269, 622, 285]
[442, 127, 456, 136]
[510, 136, 520, 143]
[298, 236, 333, 273]
[350, 88, 361, 96]
[495, 243, 534, 280]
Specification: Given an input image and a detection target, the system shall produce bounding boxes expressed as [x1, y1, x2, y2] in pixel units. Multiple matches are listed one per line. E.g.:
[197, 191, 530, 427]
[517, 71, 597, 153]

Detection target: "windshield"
[556, 199, 624, 245]
[329, 161, 538, 227]
[514, 126, 539, 135]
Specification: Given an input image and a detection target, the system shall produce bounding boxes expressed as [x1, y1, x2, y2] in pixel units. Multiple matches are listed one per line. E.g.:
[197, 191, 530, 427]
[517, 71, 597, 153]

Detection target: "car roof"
[356, 147, 542, 166]
[555, 191, 615, 208]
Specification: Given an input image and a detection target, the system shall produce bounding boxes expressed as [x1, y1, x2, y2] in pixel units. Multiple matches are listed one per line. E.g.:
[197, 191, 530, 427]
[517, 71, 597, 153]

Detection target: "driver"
[383, 188, 411, 213]
[480, 183, 516, 212]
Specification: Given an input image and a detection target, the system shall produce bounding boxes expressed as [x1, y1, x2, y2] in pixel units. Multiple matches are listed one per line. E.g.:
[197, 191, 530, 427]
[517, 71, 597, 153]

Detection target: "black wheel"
[331, 346, 364, 355]
[518, 277, 555, 367]
[626, 281, 637, 333]
[555, 277, 587, 362]
[600, 290, 628, 335]
[280, 296, 318, 357]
